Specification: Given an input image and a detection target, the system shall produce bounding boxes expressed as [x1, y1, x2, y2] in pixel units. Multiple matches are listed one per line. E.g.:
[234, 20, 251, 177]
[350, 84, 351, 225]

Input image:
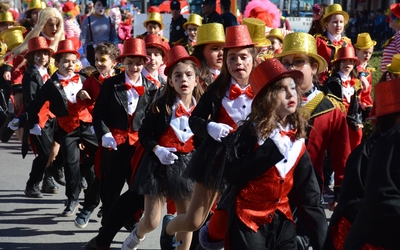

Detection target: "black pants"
[27, 118, 56, 186]
[100, 142, 135, 226]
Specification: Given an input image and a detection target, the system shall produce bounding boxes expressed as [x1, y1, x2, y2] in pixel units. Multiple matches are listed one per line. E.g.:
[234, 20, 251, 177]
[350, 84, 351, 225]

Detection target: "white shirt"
[169, 97, 196, 143]
[124, 72, 143, 115]
[57, 73, 82, 103]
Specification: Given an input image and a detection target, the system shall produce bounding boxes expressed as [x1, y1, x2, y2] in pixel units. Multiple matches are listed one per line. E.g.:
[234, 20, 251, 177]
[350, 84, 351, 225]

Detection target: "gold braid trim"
[326, 93, 346, 114]
[303, 92, 325, 117]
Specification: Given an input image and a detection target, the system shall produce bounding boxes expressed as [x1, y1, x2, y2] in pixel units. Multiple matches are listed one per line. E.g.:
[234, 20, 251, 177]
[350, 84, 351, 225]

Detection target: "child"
[379, 54, 400, 82]
[354, 32, 375, 120]
[324, 46, 363, 150]
[142, 34, 168, 89]
[266, 28, 283, 55]
[381, 3, 400, 72]
[122, 45, 203, 250]
[243, 17, 272, 62]
[173, 13, 202, 54]
[221, 58, 326, 249]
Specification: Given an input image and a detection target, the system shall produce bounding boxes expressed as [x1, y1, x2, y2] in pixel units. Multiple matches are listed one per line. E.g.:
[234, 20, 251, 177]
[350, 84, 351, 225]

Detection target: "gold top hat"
[27, 0, 46, 12]
[0, 26, 26, 51]
[143, 12, 164, 30]
[321, 4, 349, 26]
[0, 11, 15, 24]
[242, 18, 271, 48]
[386, 54, 400, 74]
[371, 79, 400, 118]
[194, 23, 225, 47]
[354, 33, 377, 50]
[0, 41, 7, 56]
[276, 32, 328, 73]
[266, 28, 284, 42]
[183, 14, 202, 30]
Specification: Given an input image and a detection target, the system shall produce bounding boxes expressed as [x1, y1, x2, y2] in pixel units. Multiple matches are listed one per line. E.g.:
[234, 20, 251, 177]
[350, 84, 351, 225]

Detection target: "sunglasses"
[282, 60, 306, 70]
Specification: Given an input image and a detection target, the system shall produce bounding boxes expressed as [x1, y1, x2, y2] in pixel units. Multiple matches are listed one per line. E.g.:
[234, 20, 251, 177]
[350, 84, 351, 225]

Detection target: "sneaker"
[25, 183, 43, 198]
[81, 177, 88, 190]
[85, 237, 110, 250]
[62, 199, 80, 217]
[46, 165, 66, 186]
[122, 228, 145, 250]
[75, 208, 93, 228]
[160, 215, 176, 250]
[41, 173, 59, 194]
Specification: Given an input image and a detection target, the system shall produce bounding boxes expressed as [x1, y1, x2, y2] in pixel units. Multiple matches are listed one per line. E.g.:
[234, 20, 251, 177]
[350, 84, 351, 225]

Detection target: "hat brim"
[183, 22, 200, 30]
[354, 41, 377, 50]
[276, 51, 328, 73]
[193, 41, 225, 47]
[321, 11, 349, 26]
[146, 43, 168, 58]
[53, 50, 80, 59]
[254, 39, 271, 47]
[266, 34, 284, 42]
[224, 42, 256, 49]
[0, 26, 26, 39]
[25, 48, 54, 59]
[256, 70, 304, 98]
[143, 20, 165, 30]
[164, 56, 200, 75]
[331, 56, 360, 66]
[386, 63, 400, 74]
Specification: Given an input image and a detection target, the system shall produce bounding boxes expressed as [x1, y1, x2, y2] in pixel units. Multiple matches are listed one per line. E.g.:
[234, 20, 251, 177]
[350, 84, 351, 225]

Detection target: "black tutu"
[184, 137, 229, 191]
[136, 151, 195, 201]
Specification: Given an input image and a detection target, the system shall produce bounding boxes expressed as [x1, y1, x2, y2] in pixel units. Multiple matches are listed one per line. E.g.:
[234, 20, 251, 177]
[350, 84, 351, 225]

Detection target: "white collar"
[327, 32, 341, 42]
[337, 71, 350, 81]
[142, 67, 158, 79]
[125, 72, 142, 86]
[34, 64, 48, 77]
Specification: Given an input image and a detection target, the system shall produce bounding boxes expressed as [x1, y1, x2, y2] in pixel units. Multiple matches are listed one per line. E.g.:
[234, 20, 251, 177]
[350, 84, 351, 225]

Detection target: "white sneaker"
[121, 228, 145, 250]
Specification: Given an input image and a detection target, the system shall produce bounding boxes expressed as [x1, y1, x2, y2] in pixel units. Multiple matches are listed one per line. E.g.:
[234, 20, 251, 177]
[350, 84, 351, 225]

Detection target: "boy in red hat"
[142, 34, 167, 89]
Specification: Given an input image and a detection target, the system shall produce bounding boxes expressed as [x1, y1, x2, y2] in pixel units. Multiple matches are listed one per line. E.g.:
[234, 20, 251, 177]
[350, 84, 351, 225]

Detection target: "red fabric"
[145, 74, 161, 88]
[60, 74, 80, 87]
[279, 129, 297, 142]
[157, 126, 195, 154]
[357, 65, 374, 108]
[175, 104, 195, 117]
[109, 114, 139, 146]
[82, 75, 102, 101]
[217, 106, 238, 131]
[361, 243, 388, 250]
[10, 55, 25, 85]
[229, 84, 254, 100]
[125, 83, 145, 96]
[349, 128, 362, 151]
[208, 209, 229, 242]
[166, 197, 177, 215]
[38, 101, 55, 128]
[57, 101, 92, 133]
[331, 215, 352, 250]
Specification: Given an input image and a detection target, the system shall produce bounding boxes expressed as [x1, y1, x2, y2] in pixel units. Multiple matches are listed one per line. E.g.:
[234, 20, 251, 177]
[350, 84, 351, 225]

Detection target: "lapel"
[113, 73, 129, 114]
[51, 72, 68, 109]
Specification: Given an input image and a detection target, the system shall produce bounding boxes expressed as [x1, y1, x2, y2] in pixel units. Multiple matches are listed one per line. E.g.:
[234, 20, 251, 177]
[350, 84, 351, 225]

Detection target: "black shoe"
[41, 173, 59, 194]
[85, 237, 110, 250]
[25, 183, 43, 198]
[62, 199, 80, 217]
[160, 214, 177, 250]
[0, 112, 15, 143]
[81, 177, 88, 190]
[46, 165, 66, 186]
[75, 207, 93, 229]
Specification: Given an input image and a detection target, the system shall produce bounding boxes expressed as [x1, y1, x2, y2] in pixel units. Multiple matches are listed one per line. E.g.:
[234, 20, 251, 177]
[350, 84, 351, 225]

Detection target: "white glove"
[207, 122, 233, 142]
[154, 146, 178, 165]
[81, 57, 91, 67]
[30, 124, 42, 135]
[90, 126, 95, 135]
[7, 118, 19, 131]
[101, 132, 117, 150]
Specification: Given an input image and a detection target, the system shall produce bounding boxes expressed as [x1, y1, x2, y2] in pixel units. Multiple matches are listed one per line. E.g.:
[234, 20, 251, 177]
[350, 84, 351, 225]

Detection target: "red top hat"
[69, 37, 82, 51]
[53, 39, 80, 58]
[391, 3, 400, 19]
[63, 2, 75, 12]
[370, 79, 400, 118]
[249, 58, 303, 97]
[164, 45, 199, 75]
[144, 34, 168, 57]
[147, 6, 160, 13]
[25, 36, 54, 59]
[224, 25, 255, 49]
[118, 38, 147, 61]
[332, 46, 359, 65]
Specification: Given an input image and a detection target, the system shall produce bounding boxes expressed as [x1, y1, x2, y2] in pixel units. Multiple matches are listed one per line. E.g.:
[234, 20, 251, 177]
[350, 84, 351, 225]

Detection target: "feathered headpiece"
[244, 0, 280, 28]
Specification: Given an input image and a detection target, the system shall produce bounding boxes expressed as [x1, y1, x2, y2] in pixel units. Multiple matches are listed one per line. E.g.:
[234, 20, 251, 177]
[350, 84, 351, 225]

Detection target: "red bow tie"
[280, 129, 297, 142]
[59, 74, 80, 87]
[332, 40, 344, 46]
[42, 74, 50, 82]
[342, 79, 355, 87]
[175, 104, 195, 117]
[229, 84, 254, 100]
[125, 83, 145, 96]
[98, 74, 110, 83]
[145, 74, 161, 88]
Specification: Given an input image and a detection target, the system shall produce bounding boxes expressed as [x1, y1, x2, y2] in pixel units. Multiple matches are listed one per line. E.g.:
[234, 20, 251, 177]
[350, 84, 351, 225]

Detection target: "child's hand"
[3, 71, 10, 81]
[359, 75, 370, 92]
[78, 90, 91, 100]
[154, 146, 178, 165]
[207, 122, 233, 142]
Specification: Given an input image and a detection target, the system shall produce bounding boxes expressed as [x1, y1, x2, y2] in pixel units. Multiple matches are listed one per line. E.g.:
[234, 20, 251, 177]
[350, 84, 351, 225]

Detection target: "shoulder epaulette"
[342, 37, 352, 44]
[315, 34, 328, 41]
[326, 93, 346, 113]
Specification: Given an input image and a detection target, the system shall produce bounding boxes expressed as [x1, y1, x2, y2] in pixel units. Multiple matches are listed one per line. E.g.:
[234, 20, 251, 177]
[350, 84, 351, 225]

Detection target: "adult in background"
[202, 0, 223, 25]
[169, 0, 187, 47]
[381, 3, 400, 73]
[220, 0, 239, 30]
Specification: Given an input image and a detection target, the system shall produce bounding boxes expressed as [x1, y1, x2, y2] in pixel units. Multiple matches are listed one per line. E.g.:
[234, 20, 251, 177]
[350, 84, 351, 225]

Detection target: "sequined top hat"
[242, 18, 271, 47]
[118, 38, 147, 61]
[164, 45, 200, 75]
[27, 0, 46, 13]
[0, 11, 15, 24]
[391, 3, 400, 19]
[25, 36, 54, 59]
[249, 58, 303, 97]
[266, 28, 284, 42]
[69, 37, 82, 51]
[144, 34, 168, 57]
[331, 46, 359, 66]
[224, 25, 255, 49]
[143, 12, 164, 30]
[354, 33, 376, 50]
[276, 32, 328, 73]
[53, 39, 80, 58]
[0, 26, 26, 50]
[183, 14, 202, 30]
[321, 4, 349, 26]
[194, 23, 225, 47]
[386, 54, 400, 74]
[370, 79, 400, 118]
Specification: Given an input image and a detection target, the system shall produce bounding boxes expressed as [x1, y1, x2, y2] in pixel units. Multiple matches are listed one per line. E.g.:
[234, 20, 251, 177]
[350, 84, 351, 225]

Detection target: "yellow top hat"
[183, 14, 202, 30]
[27, 0, 46, 12]
[243, 18, 271, 47]
[0, 41, 7, 56]
[354, 33, 377, 50]
[275, 32, 328, 73]
[266, 28, 284, 42]
[386, 54, 400, 74]
[194, 23, 225, 47]
[0, 11, 15, 24]
[0, 26, 26, 51]
[143, 12, 164, 30]
[321, 4, 349, 26]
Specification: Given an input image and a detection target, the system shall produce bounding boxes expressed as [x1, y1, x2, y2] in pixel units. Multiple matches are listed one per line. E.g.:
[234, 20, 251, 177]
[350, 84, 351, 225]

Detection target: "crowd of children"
[1, 1, 400, 250]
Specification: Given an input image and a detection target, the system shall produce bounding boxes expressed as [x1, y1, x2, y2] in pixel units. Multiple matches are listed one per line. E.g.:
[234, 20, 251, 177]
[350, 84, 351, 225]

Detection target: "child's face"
[0, 22, 13, 32]
[34, 50, 50, 68]
[281, 54, 317, 92]
[356, 47, 373, 64]
[123, 56, 145, 80]
[31, 10, 40, 23]
[145, 47, 163, 72]
[94, 52, 117, 76]
[146, 23, 161, 35]
[55, 53, 77, 77]
[339, 59, 356, 75]
[43, 17, 60, 38]
[268, 37, 282, 53]
[227, 47, 253, 85]
[326, 14, 345, 36]
[203, 43, 224, 70]
[94, 1, 106, 15]
[277, 77, 298, 120]
[169, 62, 198, 99]
[186, 24, 198, 40]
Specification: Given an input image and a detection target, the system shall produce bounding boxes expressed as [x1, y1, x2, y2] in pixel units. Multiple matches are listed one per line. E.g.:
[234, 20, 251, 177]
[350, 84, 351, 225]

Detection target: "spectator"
[202, 0, 223, 24]
[308, 3, 328, 35]
[62, 2, 81, 39]
[220, 0, 239, 30]
[169, 1, 187, 47]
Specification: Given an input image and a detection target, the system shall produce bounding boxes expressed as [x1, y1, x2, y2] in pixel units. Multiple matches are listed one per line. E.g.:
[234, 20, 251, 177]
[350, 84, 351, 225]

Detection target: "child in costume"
[379, 54, 400, 82]
[173, 13, 202, 55]
[267, 28, 284, 55]
[142, 34, 168, 90]
[242, 18, 272, 63]
[62, 1, 81, 39]
[18, 0, 46, 33]
[122, 45, 203, 250]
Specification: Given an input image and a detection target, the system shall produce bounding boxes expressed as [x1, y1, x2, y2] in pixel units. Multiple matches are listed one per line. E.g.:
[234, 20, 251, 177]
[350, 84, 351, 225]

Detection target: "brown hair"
[191, 44, 214, 88]
[95, 42, 120, 61]
[25, 50, 51, 68]
[331, 60, 358, 78]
